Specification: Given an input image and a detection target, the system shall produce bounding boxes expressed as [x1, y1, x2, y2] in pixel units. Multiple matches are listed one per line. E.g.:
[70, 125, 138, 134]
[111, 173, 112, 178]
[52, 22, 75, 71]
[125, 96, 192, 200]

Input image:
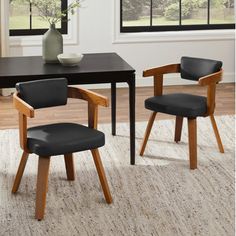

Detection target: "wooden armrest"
[68, 87, 109, 107]
[198, 69, 223, 86]
[13, 93, 34, 118]
[143, 63, 180, 77]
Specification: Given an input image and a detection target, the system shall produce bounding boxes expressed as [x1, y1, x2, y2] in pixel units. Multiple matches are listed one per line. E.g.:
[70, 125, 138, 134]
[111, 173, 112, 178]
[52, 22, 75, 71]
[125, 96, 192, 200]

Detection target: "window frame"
[120, 0, 235, 33]
[10, 0, 68, 36]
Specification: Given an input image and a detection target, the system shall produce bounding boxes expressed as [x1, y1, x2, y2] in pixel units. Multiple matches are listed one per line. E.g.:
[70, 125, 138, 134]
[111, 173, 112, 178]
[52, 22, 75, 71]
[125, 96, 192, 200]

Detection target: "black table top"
[0, 53, 135, 88]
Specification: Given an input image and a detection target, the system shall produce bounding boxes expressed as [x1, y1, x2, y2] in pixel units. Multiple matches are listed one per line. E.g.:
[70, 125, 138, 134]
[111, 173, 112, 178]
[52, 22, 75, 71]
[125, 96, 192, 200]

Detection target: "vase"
[42, 24, 63, 63]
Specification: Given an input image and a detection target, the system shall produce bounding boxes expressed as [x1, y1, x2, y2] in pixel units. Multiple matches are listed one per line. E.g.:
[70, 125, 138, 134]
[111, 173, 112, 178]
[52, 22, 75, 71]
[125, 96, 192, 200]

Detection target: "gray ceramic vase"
[42, 24, 63, 63]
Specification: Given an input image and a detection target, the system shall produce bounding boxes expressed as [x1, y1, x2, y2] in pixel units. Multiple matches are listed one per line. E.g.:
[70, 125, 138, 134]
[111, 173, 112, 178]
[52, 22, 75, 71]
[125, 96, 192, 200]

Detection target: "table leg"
[128, 77, 136, 165]
[111, 82, 116, 135]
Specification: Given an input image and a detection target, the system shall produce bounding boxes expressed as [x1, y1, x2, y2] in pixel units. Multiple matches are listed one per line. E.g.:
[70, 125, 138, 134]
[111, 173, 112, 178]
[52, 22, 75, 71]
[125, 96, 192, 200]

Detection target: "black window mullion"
[179, 0, 182, 25]
[61, 0, 68, 32]
[120, 0, 123, 29]
[150, 0, 153, 26]
[208, 0, 210, 24]
[30, 2, 32, 30]
[121, 24, 235, 32]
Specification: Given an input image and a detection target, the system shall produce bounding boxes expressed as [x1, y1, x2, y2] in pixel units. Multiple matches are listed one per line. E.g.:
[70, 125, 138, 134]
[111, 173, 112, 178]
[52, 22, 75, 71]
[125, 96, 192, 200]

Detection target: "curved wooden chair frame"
[140, 64, 224, 170]
[12, 86, 112, 220]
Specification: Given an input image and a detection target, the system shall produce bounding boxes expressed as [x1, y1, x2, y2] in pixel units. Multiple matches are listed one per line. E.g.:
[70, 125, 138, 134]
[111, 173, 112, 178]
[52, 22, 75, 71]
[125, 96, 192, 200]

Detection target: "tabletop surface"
[0, 53, 135, 78]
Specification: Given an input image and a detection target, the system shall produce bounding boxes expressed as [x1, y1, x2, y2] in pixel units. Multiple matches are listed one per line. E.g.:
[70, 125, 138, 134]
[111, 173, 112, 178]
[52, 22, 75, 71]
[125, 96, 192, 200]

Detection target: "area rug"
[0, 115, 234, 236]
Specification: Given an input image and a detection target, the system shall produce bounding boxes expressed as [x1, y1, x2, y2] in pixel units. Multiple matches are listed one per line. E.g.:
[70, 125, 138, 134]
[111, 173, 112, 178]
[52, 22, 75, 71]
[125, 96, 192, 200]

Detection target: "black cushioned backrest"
[180, 57, 222, 81]
[16, 78, 68, 109]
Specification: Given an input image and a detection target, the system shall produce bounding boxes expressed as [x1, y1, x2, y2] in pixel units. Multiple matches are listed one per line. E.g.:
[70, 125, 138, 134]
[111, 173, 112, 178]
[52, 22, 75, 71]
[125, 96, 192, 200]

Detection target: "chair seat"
[27, 123, 105, 156]
[145, 93, 207, 117]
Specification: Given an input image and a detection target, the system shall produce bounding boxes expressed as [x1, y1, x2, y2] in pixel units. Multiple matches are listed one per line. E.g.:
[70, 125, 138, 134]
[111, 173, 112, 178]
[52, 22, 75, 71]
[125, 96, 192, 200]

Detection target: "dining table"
[0, 53, 136, 164]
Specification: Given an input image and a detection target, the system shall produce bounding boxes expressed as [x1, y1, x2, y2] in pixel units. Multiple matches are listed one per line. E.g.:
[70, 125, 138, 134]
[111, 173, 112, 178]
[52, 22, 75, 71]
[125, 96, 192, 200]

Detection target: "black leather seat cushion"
[145, 93, 207, 117]
[27, 123, 105, 156]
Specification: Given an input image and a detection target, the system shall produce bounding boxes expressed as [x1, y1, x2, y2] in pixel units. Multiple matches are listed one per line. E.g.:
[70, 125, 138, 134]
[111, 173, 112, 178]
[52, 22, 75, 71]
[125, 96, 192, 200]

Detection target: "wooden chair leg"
[140, 112, 157, 156]
[12, 151, 29, 193]
[175, 116, 183, 143]
[210, 115, 224, 153]
[188, 118, 197, 170]
[35, 156, 50, 220]
[91, 149, 112, 204]
[64, 153, 75, 181]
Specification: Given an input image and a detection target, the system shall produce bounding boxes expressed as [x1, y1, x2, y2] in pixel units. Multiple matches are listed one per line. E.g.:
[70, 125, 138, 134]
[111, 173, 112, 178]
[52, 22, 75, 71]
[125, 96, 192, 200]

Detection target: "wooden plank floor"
[0, 83, 234, 129]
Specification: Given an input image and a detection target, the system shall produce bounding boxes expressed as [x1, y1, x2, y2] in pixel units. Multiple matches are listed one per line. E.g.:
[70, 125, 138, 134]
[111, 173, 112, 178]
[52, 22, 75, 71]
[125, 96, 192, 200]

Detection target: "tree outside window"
[121, 0, 234, 31]
[9, 0, 67, 36]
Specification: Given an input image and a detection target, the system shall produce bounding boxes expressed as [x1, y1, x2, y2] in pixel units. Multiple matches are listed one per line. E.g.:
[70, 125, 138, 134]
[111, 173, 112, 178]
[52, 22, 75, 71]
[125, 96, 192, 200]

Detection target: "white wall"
[10, 0, 235, 88]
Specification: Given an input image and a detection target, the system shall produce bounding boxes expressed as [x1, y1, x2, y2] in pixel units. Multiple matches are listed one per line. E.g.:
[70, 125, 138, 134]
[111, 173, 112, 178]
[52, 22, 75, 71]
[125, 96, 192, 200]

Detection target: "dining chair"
[140, 56, 224, 169]
[11, 78, 112, 220]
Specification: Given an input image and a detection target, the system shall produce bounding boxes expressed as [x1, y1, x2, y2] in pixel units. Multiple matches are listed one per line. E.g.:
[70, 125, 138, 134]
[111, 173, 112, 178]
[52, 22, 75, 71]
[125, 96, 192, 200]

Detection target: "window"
[10, 0, 68, 36]
[121, 0, 235, 32]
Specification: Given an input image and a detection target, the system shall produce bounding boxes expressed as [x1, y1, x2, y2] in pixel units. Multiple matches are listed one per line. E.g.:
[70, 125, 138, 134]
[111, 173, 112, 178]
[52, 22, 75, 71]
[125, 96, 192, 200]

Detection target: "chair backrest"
[180, 56, 222, 81]
[16, 78, 68, 109]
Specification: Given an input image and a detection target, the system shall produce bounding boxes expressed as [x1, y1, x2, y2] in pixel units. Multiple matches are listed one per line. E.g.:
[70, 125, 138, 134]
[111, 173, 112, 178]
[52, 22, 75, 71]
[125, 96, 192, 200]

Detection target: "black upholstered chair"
[140, 56, 224, 169]
[12, 78, 112, 220]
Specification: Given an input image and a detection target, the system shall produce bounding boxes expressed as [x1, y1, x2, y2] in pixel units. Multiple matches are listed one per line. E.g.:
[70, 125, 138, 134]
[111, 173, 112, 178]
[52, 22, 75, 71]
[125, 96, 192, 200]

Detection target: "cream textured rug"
[0, 115, 234, 236]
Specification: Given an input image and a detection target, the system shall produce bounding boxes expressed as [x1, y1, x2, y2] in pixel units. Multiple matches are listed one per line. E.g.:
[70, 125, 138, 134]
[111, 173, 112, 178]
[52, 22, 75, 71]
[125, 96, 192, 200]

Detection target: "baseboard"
[80, 72, 235, 89]
[136, 72, 235, 87]
[0, 88, 15, 96]
[0, 73, 234, 94]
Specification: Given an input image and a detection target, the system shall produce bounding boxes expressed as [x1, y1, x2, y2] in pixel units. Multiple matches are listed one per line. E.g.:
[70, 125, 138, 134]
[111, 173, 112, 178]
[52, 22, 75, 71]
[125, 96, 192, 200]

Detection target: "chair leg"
[210, 115, 224, 153]
[64, 153, 75, 181]
[188, 118, 197, 170]
[175, 116, 183, 143]
[140, 112, 157, 156]
[35, 156, 50, 220]
[91, 149, 112, 204]
[12, 151, 29, 193]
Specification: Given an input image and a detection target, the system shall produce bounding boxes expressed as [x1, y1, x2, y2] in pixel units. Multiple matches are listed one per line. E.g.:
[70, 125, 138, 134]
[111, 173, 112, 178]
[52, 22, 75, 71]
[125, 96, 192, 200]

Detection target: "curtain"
[0, 0, 10, 95]
[0, 0, 9, 57]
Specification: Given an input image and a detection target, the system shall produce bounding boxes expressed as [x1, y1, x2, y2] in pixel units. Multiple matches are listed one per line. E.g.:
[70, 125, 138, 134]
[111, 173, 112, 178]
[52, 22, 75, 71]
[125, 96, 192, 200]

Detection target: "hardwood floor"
[0, 83, 234, 129]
